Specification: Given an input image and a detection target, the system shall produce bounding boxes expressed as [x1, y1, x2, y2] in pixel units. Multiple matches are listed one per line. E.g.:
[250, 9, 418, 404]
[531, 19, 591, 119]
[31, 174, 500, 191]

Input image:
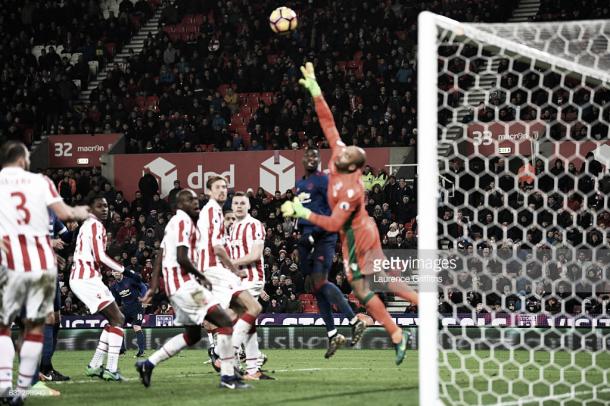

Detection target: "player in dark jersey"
[111, 269, 147, 357]
[296, 148, 365, 358]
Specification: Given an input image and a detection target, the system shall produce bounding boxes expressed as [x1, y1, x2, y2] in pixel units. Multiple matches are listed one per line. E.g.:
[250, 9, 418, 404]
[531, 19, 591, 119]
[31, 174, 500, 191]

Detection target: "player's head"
[302, 148, 320, 173]
[223, 208, 236, 230]
[176, 189, 199, 219]
[232, 192, 250, 220]
[206, 176, 228, 203]
[112, 270, 123, 281]
[335, 146, 366, 173]
[0, 141, 30, 170]
[89, 196, 108, 220]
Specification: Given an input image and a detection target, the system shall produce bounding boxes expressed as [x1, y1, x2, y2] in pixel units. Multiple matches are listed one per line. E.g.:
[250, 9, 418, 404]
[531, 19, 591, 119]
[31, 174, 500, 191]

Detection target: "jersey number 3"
[11, 192, 31, 225]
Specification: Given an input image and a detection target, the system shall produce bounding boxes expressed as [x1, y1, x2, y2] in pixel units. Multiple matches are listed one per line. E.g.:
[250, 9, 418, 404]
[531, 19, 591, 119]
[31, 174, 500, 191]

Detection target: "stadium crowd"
[1, 0, 517, 151]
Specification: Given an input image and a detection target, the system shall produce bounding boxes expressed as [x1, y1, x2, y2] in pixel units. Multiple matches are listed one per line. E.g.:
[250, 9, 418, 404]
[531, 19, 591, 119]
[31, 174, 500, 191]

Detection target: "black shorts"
[124, 307, 144, 326]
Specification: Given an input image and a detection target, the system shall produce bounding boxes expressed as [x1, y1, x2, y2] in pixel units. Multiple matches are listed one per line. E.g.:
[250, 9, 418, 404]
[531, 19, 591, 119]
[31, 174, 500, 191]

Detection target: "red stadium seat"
[299, 294, 315, 302]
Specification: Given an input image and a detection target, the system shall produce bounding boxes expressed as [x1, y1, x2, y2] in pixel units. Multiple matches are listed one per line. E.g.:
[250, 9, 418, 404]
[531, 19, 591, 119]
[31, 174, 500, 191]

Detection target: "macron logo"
[143, 157, 177, 198]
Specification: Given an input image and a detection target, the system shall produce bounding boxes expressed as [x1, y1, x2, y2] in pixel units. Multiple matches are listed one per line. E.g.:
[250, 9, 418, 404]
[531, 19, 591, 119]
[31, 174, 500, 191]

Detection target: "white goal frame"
[417, 11, 610, 406]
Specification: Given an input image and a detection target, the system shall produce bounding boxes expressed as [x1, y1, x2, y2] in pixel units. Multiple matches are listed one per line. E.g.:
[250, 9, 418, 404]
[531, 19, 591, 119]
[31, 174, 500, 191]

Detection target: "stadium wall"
[102, 147, 415, 200]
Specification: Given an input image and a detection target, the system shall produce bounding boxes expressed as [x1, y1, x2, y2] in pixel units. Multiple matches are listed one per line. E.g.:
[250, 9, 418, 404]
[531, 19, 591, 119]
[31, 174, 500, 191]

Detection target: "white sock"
[106, 326, 124, 373]
[0, 333, 15, 392]
[327, 328, 337, 338]
[216, 330, 235, 377]
[207, 332, 215, 347]
[16, 333, 43, 394]
[149, 333, 189, 365]
[245, 331, 260, 376]
[232, 314, 255, 355]
[89, 326, 109, 368]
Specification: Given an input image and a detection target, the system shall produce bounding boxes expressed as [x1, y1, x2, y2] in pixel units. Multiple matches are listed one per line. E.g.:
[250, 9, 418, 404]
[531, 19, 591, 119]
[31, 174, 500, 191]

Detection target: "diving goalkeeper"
[282, 62, 418, 365]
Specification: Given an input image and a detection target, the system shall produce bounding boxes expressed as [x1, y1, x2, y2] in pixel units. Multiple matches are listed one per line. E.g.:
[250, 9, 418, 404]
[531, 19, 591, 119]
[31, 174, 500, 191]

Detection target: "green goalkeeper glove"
[298, 62, 322, 97]
[281, 198, 311, 220]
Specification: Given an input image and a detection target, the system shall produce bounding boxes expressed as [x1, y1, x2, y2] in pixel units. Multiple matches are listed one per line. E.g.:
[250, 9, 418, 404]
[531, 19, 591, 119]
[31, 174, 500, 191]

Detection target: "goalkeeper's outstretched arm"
[299, 62, 342, 150]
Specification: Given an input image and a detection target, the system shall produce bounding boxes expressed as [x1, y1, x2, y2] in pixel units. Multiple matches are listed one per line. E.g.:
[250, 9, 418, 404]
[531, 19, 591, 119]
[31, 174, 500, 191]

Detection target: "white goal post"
[418, 11, 610, 406]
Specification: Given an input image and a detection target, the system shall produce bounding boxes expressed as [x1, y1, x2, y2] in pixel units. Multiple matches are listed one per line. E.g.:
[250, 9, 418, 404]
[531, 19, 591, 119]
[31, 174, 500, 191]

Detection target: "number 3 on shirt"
[11, 192, 31, 225]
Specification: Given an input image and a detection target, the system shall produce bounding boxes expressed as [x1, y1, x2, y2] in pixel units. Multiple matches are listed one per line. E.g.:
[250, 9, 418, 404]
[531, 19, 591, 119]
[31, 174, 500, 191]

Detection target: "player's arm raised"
[176, 246, 212, 290]
[299, 62, 342, 149]
[282, 197, 353, 233]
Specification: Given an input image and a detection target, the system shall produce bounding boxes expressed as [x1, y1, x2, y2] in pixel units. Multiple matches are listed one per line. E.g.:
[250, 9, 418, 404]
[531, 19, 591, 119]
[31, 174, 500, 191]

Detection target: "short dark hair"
[87, 194, 106, 207]
[0, 141, 27, 167]
[233, 191, 246, 198]
[206, 175, 226, 190]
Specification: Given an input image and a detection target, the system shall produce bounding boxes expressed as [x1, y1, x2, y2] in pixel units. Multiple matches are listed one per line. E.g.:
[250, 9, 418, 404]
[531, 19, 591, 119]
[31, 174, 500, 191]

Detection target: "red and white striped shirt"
[0, 167, 61, 273]
[197, 199, 229, 271]
[71, 215, 124, 279]
[229, 214, 265, 283]
[161, 209, 199, 296]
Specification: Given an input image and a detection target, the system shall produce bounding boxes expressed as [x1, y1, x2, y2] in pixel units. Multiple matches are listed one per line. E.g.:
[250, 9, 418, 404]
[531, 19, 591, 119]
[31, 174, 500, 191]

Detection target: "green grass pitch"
[18, 349, 610, 405]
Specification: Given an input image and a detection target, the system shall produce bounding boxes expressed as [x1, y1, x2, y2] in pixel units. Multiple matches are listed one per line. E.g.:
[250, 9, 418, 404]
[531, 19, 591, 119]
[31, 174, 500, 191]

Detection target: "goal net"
[417, 12, 610, 406]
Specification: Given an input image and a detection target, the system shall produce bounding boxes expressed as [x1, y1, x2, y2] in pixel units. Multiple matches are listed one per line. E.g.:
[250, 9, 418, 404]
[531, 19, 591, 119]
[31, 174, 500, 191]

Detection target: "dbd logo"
[143, 158, 235, 197]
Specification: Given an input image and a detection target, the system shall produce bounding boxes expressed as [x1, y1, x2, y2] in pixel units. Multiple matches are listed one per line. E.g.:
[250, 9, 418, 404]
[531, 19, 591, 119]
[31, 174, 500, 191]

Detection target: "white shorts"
[1, 270, 56, 325]
[204, 266, 244, 309]
[70, 277, 115, 314]
[240, 279, 264, 299]
[170, 279, 220, 326]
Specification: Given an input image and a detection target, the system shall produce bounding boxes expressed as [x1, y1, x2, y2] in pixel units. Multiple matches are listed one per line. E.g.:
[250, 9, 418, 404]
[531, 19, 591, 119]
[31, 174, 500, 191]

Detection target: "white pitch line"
[496, 388, 610, 406]
[50, 367, 396, 385]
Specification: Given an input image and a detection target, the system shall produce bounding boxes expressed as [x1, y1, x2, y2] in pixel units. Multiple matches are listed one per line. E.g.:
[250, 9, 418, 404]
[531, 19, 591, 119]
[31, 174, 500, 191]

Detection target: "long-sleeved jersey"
[306, 96, 382, 272]
[295, 171, 332, 235]
[110, 269, 147, 310]
[71, 215, 124, 279]
[0, 167, 61, 273]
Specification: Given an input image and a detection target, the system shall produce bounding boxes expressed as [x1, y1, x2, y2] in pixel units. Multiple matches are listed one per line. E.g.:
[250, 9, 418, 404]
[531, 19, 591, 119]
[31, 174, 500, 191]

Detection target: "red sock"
[365, 295, 401, 342]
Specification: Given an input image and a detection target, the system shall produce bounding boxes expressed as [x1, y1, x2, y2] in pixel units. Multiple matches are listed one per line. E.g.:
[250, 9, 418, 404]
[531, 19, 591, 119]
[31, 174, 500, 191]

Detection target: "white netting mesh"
[431, 18, 610, 405]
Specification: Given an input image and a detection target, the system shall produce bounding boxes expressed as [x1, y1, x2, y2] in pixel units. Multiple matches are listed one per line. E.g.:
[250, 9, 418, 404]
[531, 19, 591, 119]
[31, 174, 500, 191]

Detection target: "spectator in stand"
[285, 293, 303, 313]
[116, 217, 137, 246]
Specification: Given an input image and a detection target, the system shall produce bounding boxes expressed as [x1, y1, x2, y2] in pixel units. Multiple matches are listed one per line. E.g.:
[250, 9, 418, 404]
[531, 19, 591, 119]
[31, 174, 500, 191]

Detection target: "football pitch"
[22, 349, 609, 406]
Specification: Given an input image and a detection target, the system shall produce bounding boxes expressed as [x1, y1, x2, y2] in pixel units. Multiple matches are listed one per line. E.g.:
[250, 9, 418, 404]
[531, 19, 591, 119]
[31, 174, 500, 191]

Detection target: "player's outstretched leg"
[0, 325, 15, 397]
[242, 323, 274, 380]
[351, 278, 407, 365]
[206, 305, 252, 389]
[136, 326, 202, 388]
[99, 303, 125, 381]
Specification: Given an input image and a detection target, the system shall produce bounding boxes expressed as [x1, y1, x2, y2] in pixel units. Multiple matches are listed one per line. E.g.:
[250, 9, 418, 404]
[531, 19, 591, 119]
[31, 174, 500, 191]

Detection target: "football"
[269, 6, 298, 34]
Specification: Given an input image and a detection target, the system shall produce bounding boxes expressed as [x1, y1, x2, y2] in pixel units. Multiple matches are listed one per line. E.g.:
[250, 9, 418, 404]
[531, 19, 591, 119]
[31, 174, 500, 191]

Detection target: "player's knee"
[250, 300, 263, 316]
[45, 312, 55, 325]
[184, 327, 202, 345]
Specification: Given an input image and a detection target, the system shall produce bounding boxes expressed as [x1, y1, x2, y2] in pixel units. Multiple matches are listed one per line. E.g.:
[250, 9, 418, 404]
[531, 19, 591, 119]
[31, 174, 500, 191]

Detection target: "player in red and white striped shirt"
[0, 141, 89, 402]
[229, 192, 268, 379]
[197, 177, 270, 381]
[136, 189, 250, 390]
[70, 196, 126, 382]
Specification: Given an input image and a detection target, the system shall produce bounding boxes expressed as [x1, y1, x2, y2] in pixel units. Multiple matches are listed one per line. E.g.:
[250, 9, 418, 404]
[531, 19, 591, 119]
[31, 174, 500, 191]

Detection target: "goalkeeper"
[282, 63, 418, 365]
